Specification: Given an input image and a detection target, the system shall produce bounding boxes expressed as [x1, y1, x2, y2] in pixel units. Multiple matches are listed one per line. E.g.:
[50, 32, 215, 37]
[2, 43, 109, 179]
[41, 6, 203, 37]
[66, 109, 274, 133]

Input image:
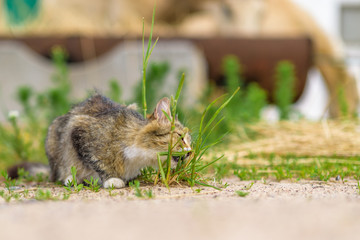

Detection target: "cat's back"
[70, 94, 121, 116]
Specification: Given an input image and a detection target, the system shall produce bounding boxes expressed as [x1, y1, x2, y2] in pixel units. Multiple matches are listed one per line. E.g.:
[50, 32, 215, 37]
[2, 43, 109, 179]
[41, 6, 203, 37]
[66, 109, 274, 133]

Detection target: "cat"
[45, 94, 192, 188]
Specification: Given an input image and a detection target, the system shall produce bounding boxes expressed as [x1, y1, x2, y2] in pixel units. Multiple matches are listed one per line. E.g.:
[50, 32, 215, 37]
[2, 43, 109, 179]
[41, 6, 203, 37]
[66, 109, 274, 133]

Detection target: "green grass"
[129, 180, 154, 199]
[63, 166, 84, 193]
[84, 176, 101, 192]
[235, 190, 249, 197]
[202, 153, 360, 182]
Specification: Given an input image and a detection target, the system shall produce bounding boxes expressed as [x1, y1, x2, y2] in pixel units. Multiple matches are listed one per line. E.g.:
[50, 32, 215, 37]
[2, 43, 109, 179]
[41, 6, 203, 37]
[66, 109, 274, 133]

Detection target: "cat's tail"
[7, 162, 50, 179]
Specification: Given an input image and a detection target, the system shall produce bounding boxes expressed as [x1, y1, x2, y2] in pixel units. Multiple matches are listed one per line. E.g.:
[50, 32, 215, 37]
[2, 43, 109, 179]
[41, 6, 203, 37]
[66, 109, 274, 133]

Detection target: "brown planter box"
[0, 36, 313, 101]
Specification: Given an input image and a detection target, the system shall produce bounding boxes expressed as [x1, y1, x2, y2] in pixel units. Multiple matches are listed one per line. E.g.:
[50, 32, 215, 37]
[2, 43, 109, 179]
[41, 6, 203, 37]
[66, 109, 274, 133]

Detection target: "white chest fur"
[122, 146, 157, 181]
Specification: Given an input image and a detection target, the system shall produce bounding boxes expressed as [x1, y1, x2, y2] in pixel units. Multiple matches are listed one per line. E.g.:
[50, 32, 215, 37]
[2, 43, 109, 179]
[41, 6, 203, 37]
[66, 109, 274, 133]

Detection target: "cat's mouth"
[172, 156, 181, 163]
[172, 152, 191, 163]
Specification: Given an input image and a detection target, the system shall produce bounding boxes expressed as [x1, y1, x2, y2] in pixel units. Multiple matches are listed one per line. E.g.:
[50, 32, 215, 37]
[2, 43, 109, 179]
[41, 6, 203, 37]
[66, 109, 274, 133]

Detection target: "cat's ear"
[151, 97, 171, 124]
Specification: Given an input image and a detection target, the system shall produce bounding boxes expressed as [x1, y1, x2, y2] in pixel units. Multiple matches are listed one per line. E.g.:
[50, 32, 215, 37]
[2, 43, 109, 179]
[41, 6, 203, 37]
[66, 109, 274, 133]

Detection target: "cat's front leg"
[103, 178, 125, 188]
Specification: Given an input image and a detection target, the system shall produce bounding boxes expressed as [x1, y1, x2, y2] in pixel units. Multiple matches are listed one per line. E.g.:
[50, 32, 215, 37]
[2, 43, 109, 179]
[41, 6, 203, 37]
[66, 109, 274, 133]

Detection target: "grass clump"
[63, 166, 84, 193]
[235, 190, 249, 197]
[129, 180, 154, 199]
[84, 176, 101, 192]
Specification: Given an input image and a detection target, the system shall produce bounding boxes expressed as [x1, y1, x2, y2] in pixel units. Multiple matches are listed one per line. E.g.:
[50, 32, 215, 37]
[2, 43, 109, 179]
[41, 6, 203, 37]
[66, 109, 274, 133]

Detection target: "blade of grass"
[157, 153, 168, 188]
[203, 87, 240, 133]
[196, 155, 224, 172]
[142, 4, 157, 118]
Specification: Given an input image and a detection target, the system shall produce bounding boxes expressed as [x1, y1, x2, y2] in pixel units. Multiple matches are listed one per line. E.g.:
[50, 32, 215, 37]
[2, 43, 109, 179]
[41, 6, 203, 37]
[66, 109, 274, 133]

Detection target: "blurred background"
[0, 0, 359, 120]
[1, 0, 360, 169]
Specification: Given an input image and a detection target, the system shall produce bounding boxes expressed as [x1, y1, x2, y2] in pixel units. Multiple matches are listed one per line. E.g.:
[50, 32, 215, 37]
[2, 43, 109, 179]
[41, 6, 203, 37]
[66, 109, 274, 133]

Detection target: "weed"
[144, 189, 154, 199]
[107, 185, 118, 197]
[35, 189, 57, 201]
[1, 170, 18, 192]
[0, 190, 12, 202]
[63, 166, 84, 193]
[84, 176, 101, 192]
[129, 180, 154, 199]
[62, 193, 70, 200]
[129, 180, 142, 197]
[235, 190, 249, 197]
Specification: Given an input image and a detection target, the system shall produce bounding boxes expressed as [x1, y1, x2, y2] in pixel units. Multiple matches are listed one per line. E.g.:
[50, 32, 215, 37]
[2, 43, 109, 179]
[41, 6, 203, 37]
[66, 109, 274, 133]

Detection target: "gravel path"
[1, 178, 360, 240]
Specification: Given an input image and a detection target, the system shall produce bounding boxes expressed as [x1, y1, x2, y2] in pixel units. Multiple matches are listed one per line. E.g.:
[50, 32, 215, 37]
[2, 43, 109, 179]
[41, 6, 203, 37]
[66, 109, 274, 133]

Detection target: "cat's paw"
[64, 175, 73, 186]
[104, 178, 125, 189]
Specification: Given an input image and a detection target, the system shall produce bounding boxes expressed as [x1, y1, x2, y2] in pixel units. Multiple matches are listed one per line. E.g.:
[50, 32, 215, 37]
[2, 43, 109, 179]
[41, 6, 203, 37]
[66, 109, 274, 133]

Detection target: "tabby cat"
[45, 94, 191, 188]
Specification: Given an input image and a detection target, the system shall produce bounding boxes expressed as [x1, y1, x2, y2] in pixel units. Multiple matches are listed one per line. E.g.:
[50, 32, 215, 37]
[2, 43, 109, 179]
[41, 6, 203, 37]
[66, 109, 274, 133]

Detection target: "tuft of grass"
[153, 82, 240, 189]
[229, 154, 360, 182]
[84, 176, 101, 192]
[1, 170, 18, 193]
[129, 180, 154, 199]
[35, 189, 57, 201]
[63, 166, 84, 193]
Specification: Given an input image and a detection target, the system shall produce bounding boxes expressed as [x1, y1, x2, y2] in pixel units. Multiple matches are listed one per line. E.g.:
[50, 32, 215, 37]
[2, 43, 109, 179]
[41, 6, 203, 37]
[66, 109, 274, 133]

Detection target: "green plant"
[129, 180, 154, 199]
[1, 170, 18, 192]
[274, 61, 296, 120]
[141, 4, 158, 118]
[144, 189, 154, 199]
[63, 166, 84, 193]
[84, 176, 101, 192]
[154, 82, 240, 188]
[235, 190, 249, 197]
[0, 190, 12, 202]
[107, 185, 118, 197]
[35, 189, 57, 201]
[223, 55, 267, 124]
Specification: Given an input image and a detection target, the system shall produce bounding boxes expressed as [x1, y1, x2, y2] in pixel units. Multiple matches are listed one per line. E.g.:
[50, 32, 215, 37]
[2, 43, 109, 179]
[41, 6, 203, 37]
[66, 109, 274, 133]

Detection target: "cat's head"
[140, 97, 192, 167]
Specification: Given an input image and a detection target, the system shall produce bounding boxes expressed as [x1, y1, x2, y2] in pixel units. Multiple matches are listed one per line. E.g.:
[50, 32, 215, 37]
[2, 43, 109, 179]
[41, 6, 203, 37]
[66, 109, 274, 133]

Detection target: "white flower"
[8, 110, 19, 119]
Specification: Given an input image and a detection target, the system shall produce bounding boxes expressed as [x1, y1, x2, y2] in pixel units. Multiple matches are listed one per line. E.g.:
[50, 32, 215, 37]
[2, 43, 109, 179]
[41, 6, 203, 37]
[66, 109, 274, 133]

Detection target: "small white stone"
[104, 178, 125, 189]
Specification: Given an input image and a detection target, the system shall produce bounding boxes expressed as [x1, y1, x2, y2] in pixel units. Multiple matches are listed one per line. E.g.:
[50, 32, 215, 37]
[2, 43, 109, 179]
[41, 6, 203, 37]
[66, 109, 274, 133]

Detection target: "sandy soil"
[1, 177, 360, 240]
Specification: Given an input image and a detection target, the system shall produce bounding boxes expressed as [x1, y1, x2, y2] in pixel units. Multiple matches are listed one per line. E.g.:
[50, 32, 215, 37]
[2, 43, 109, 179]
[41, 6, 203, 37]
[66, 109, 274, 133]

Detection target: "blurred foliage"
[134, 61, 170, 111]
[337, 85, 349, 118]
[274, 61, 296, 120]
[223, 55, 267, 123]
[4, 0, 40, 26]
[107, 79, 122, 103]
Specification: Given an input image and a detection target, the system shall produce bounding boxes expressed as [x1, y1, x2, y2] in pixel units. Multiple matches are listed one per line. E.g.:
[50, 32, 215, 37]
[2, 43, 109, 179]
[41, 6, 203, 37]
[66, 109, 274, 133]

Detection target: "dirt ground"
[1, 177, 360, 240]
[2, 121, 360, 240]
